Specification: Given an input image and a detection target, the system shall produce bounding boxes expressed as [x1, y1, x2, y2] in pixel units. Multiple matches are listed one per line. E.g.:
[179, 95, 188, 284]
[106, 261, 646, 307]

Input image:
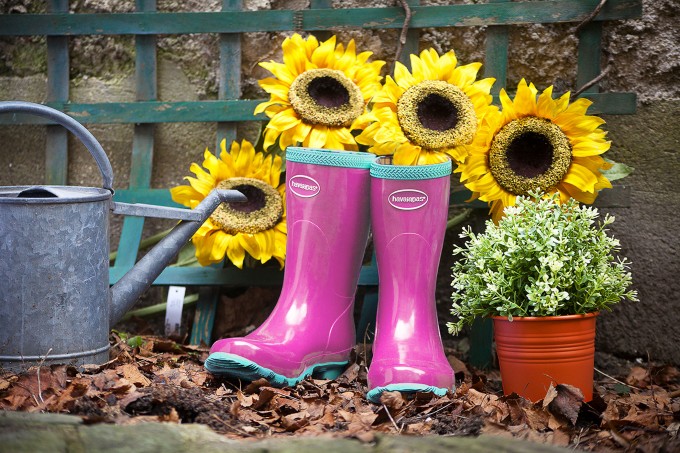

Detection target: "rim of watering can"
[0, 185, 112, 203]
[0, 101, 115, 193]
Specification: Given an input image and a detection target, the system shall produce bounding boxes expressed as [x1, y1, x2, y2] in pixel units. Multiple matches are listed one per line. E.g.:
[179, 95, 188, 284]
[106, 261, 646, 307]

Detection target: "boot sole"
[204, 352, 348, 387]
[367, 383, 450, 404]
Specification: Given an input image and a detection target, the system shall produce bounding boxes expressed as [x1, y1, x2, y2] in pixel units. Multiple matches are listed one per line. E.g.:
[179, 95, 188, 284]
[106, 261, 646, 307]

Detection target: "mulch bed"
[1, 333, 679, 452]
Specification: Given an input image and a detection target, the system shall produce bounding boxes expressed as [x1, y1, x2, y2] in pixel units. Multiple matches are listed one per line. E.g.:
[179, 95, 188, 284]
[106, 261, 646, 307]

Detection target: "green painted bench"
[0, 0, 640, 368]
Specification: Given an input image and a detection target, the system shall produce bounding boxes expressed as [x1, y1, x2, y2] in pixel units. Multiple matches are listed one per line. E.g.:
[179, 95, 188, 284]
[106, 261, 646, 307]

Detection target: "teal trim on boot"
[286, 147, 375, 169]
[366, 383, 450, 404]
[370, 156, 452, 180]
[204, 352, 348, 387]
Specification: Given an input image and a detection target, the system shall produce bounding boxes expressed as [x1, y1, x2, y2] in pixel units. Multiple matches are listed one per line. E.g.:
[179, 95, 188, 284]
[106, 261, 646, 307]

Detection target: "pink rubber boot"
[205, 147, 374, 386]
[367, 156, 455, 403]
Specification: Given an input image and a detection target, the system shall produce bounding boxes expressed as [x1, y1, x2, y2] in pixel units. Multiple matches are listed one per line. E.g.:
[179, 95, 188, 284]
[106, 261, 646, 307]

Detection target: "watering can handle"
[0, 101, 114, 192]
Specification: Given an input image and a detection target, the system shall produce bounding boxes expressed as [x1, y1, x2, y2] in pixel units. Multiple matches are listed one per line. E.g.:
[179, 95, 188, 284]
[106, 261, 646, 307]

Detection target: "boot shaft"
[370, 157, 452, 311]
[284, 148, 373, 300]
[251, 148, 374, 354]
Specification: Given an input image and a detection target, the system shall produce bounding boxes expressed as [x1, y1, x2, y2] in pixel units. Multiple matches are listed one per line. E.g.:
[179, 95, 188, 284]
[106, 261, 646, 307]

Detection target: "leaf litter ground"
[1, 333, 679, 452]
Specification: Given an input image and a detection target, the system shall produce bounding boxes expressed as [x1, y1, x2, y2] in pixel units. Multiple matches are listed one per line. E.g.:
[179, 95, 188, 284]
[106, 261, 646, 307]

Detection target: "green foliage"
[448, 192, 638, 335]
[126, 335, 145, 349]
[602, 158, 634, 182]
[111, 329, 145, 348]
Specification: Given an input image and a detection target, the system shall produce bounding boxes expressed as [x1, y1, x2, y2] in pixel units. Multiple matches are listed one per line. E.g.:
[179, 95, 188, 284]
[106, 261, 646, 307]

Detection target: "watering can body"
[0, 186, 113, 368]
[0, 101, 245, 371]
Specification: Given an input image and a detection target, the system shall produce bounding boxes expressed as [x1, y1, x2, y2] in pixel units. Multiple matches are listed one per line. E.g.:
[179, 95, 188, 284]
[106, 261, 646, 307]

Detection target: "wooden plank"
[112, 216, 146, 272]
[129, 125, 154, 187]
[111, 187, 480, 208]
[0, 90, 638, 127]
[109, 254, 381, 287]
[192, 0, 243, 347]
[577, 21, 603, 94]
[470, 0, 509, 370]
[577, 92, 637, 114]
[111, 0, 157, 283]
[484, 0, 509, 94]
[111, 182, 630, 210]
[45, 0, 69, 185]
[189, 288, 221, 346]
[110, 264, 284, 286]
[28, 100, 261, 123]
[309, 0, 333, 42]
[469, 317, 495, 369]
[215, 0, 241, 148]
[356, 290, 378, 343]
[0, 0, 642, 36]
[113, 188, 178, 205]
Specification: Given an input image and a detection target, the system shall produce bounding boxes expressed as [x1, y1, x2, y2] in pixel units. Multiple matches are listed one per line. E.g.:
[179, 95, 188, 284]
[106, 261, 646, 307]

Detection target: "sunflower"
[354, 48, 496, 166]
[457, 79, 613, 222]
[254, 33, 385, 151]
[170, 139, 286, 269]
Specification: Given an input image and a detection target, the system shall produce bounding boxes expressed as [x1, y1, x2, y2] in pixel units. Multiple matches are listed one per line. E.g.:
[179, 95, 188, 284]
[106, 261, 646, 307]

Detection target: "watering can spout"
[109, 189, 246, 326]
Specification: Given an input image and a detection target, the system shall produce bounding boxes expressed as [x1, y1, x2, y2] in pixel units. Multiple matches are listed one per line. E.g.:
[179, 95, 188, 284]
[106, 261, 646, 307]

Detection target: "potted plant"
[448, 192, 638, 402]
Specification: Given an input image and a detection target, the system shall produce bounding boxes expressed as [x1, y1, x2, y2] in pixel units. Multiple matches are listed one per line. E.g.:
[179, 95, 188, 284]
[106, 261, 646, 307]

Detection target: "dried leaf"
[403, 421, 433, 434]
[546, 384, 584, 425]
[524, 406, 550, 430]
[3, 331, 676, 450]
[118, 364, 151, 388]
[338, 363, 360, 383]
[236, 390, 253, 408]
[627, 366, 650, 387]
[244, 378, 269, 394]
[447, 354, 470, 378]
[270, 395, 300, 414]
[281, 411, 309, 431]
[189, 370, 209, 387]
[379, 390, 405, 410]
[346, 410, 379, 436]
[152, 338, 182, 353]
[2, 393, 29, 410]
[304, 398, 326, 420]
[119, 390, 145, 408]
[319, 409, 336, 427]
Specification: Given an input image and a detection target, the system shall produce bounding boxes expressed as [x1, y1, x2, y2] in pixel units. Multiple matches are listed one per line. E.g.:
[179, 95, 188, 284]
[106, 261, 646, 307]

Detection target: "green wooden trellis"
[0, 0, 641, 367]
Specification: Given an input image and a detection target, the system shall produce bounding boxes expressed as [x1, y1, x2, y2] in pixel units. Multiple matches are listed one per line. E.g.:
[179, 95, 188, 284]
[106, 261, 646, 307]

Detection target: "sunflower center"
[288, 68, 364, 127]
[506, 132, 553, 178]
[210, 177, 283, 235]
[229, 184, 267, 213]
[397, 80, 477, 150]
[489, 116, 572, 196]
[307, 76, 349, 108]
[417, 93, 458, 131]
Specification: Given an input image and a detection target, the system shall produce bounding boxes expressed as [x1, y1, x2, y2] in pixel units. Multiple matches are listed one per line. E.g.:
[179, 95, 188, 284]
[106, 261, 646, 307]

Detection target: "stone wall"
[1, 0, 678, 364]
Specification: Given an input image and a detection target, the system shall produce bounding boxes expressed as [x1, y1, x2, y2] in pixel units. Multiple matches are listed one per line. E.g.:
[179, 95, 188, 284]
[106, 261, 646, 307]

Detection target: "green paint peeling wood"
[0, 93, 637, 126]
[0, 1, 642, 36]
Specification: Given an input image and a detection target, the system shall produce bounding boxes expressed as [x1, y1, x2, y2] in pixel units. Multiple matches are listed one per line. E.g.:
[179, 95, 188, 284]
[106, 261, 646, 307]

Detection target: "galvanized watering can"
[0, 101, 246, 371]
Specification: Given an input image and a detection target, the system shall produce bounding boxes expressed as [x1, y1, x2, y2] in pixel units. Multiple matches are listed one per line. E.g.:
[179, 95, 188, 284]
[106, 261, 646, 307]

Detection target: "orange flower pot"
[492, 312, 598, 402]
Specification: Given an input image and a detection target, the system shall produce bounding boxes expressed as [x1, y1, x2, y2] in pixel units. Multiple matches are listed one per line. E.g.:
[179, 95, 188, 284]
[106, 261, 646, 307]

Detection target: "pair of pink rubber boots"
[205, 147, 454, 403]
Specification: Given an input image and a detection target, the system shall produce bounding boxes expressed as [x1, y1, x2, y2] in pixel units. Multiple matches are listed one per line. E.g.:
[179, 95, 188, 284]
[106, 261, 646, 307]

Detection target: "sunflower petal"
[305, 125, 329, 148]
[563, 162, 599, 193]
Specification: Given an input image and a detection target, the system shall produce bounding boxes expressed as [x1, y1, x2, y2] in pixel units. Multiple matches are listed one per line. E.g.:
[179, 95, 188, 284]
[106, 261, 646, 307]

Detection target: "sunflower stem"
[446, 209, 473, 230]
[121, 293, 199, 321]
[109, 227, 174, 262]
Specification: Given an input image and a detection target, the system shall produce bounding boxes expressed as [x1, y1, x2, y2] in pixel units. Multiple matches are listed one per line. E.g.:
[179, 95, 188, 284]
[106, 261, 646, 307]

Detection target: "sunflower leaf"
[602, 159, 634, 182]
